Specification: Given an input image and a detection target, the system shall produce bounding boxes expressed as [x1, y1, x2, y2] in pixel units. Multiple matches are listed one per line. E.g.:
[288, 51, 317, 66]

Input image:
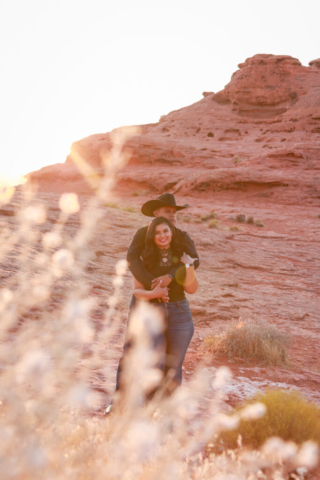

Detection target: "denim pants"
[115, 297, 194, 399]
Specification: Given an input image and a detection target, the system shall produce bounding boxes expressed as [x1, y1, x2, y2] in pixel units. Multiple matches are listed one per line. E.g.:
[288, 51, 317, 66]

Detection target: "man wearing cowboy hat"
[104, 193, 200, 415]
[127, 193, 200, 290]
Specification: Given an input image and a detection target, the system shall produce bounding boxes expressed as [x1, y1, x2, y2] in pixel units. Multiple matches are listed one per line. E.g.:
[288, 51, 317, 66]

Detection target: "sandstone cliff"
[26, 54, 320, 208]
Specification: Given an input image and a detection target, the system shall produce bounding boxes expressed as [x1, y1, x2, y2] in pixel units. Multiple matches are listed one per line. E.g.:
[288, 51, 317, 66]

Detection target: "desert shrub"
[182, 215, 191, 223]
[122, 206, 135, 213]
[217, 389, 320, 450]
[230, 225, 239, 231]
[246, 216, 254, 224]
[104, 201, 120, 209]
[236, 214, 246, 223]
[212, 319, 289, 365]
[256, 219, 264, 227]
[233, 155, 244, 164]
[201, 212, 217, 222]
[208, 219, 219, 229]
[202, 334, 219, 352]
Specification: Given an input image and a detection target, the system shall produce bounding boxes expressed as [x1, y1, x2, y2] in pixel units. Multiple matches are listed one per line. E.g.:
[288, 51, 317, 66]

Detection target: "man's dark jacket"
[127, 225, 200, 289]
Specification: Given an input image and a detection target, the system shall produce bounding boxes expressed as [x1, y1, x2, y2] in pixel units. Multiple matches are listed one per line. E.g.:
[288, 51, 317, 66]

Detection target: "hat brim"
[141, 200, 189, 217]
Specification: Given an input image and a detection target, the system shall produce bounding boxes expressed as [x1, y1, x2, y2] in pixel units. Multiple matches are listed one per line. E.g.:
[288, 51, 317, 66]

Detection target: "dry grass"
[201, 212, 217, 222]
[206, 319, 289, 365]
[256, 219, 264, 227]
[216, 389, 320, 450]
[122, 206, 135, 213]
[236, 214, 246, 223]
[208, 219, 219, 229]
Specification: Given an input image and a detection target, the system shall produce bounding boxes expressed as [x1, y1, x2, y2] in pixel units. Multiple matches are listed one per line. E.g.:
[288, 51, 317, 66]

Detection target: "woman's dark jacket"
[127, 225, 200, 289]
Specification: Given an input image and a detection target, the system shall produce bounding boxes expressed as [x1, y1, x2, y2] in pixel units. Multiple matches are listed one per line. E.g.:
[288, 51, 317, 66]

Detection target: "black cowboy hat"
[141, 193, 189, 217]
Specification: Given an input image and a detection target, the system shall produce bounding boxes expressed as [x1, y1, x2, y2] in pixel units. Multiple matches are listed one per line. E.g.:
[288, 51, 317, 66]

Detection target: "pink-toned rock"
[25, 53, 320, 208]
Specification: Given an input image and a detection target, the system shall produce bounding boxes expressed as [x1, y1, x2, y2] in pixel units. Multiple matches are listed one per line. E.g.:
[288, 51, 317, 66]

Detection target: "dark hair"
[142, 217, 184, 271]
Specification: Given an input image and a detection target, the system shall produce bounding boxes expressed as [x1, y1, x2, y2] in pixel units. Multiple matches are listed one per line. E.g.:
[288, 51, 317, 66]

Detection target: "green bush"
[217, 390, 320, 449]
[213, 319, 289, 365]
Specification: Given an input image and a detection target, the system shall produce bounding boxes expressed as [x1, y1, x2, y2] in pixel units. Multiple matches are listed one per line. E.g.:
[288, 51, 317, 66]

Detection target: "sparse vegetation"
[132, 189, 147, 197]
[182, 215, 191, 223]
[236, 214, 246, 223]
[201, 212, 217, 222]
[202, 334, 219, 352]
[246, 216, 254, 224]
[208, 219, 219, 229]
[230, 225, 239, 231]
[104, 201, 120, 209]
[256, 219, 264, 227]
[216, 389, 320, 449]
[234, 155, 244, 164]
[208, 319, 289, 365]
[123, 206, 135, 213]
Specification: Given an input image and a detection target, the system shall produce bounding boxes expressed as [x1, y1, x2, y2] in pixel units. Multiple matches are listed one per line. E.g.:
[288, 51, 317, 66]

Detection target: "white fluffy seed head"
[240, 402, 266, 421]
[297, 441, 319, 469]
[22, 205, 46, 225]
[212, 366, 232, 388]
[42, 231, 62, 249]
[52, 249, 74, 269]
[115, 259, 127, 276]
[59, 193, 80, 215]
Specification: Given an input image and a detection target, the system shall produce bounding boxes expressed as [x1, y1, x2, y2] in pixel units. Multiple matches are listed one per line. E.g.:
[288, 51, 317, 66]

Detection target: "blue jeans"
[115, 297, 194, 399]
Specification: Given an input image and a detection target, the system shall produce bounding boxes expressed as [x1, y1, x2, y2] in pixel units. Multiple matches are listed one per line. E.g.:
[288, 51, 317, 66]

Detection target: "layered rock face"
[27, 54, 320, 207]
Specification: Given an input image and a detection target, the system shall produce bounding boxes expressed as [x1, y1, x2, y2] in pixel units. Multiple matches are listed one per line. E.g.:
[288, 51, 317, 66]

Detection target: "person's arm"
[127, 227, 154, 288]
[133, 277, 169, 302]
[151, 229, 201, 289]
[166, 230, 200, 282]
[180, 252, 198, 294]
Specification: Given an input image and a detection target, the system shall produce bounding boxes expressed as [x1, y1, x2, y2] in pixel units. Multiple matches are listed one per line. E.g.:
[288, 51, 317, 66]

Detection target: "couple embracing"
[106, 193, 200, 415]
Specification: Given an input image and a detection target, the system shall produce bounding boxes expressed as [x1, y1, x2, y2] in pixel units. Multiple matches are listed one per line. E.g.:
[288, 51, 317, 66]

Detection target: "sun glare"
[0, 172, 27, 188]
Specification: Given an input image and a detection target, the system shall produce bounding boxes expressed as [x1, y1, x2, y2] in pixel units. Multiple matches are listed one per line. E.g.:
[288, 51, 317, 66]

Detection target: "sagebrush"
[216, 389, 320, 450]
[206, 319, 289, 365]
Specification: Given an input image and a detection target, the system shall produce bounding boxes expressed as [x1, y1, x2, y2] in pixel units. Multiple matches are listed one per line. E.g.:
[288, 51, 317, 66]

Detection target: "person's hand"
[180, 252, 198, 265]
[151, 274, 172, 289]
[152, 280, 169, 302]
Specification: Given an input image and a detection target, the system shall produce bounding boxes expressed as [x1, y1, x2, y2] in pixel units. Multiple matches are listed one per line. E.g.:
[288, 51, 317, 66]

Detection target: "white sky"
[0, 0, 319, 185]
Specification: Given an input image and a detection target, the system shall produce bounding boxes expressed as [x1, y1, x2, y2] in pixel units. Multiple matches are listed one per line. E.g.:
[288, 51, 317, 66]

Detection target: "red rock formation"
[26, 54, 320, 207]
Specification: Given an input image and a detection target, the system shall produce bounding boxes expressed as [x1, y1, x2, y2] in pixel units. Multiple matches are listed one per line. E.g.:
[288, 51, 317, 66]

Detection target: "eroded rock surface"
[26, 54, 320, 210]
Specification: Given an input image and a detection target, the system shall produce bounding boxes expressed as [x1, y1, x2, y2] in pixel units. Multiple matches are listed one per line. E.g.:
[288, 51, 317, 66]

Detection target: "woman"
[106, 217, 198, 414]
